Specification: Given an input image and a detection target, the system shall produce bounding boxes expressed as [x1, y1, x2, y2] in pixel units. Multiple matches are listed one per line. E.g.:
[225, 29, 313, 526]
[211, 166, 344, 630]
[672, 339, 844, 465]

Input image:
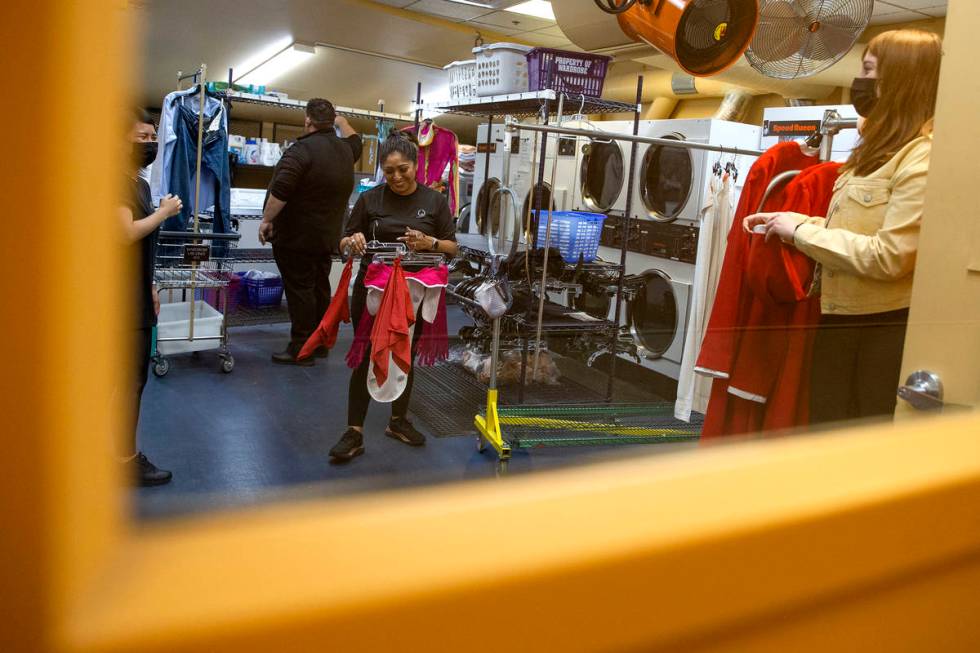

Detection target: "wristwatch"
[430, 236, 438, 251]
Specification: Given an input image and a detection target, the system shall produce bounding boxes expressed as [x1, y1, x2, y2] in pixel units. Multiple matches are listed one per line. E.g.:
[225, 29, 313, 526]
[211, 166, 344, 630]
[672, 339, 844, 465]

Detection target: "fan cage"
[746, 0, 874, 80]
[676, 0, 760, 76]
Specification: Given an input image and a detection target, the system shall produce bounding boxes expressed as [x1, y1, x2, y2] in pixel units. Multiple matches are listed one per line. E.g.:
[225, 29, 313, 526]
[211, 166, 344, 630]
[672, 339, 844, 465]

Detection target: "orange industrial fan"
[595, 0, 760, 77]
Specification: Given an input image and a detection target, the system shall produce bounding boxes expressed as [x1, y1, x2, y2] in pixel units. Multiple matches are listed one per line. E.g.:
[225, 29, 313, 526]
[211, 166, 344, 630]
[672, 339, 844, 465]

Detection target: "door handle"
[898, 370, 944, 411]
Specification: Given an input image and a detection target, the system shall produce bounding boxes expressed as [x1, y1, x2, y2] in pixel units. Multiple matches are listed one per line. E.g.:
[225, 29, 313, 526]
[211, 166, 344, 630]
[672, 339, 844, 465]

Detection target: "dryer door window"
[641, 134, 694, 222]
[523, 182, 557, 222]
[476, 177, 503, 236]
[580, 141, 624, 212]
[628, 270, 678, 359]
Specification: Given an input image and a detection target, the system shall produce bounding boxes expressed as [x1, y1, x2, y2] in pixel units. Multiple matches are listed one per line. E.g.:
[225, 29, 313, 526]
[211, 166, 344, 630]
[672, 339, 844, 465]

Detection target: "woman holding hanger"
[744, 29, 942, 426]
[331, 131, 458, 462]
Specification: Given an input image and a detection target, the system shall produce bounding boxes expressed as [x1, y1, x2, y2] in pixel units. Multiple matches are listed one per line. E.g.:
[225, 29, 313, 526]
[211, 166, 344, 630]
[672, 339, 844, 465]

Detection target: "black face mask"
[851, 77, 879, 118]
[134, 141, 158, 168]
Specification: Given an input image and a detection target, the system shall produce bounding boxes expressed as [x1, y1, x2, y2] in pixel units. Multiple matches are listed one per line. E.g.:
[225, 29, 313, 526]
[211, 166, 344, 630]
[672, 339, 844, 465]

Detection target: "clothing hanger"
[755, 169, 803, 216]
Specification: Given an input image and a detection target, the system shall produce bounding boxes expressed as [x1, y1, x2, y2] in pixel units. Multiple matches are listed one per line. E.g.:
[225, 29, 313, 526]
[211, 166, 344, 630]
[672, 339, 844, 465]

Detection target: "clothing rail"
[177, 68, 203, 83]
[505, 118, 767, 158]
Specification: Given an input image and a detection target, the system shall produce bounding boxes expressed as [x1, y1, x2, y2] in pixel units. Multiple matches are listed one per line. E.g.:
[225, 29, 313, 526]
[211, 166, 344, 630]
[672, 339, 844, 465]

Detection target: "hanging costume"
[150, 87, 231, 234]
[695, 141, 841, 438]
[675, 172, 734, 421]
[402, 121, 461, 215]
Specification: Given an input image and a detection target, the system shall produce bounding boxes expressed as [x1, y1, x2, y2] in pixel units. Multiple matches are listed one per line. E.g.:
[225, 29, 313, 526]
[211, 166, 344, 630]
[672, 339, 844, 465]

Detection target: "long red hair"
[845, 29, 943, 177]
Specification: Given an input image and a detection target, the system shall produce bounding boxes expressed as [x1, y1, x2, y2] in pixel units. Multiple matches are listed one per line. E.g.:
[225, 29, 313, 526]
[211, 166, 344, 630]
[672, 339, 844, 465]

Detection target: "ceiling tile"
[472, 9, 553, 32]
[464, 20, 524, 36]
[403, 0, 492, 21]
[869, 9, 932, 24]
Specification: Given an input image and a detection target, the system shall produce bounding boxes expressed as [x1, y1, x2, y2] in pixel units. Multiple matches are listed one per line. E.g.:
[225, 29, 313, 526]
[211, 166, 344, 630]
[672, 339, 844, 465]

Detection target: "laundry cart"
[152, 230, 242, 377]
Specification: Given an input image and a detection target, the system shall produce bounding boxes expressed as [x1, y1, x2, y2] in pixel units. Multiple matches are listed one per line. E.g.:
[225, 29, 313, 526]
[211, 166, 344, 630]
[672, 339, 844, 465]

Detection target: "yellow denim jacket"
[793, 135, 932, 315]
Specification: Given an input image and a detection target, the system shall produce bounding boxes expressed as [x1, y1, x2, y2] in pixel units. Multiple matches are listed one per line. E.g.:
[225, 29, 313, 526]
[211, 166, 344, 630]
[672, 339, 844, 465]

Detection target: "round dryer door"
[475, 177, 503, 236]
[640, 134, 694, 223]
[627, 269, 679, 359]
[579, 140, 625, 212]
[522, 181, 557, 223]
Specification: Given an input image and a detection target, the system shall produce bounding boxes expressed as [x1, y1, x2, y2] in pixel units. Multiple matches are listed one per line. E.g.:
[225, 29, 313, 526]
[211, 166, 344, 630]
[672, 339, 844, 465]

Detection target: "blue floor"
[136, 318, 695, 520]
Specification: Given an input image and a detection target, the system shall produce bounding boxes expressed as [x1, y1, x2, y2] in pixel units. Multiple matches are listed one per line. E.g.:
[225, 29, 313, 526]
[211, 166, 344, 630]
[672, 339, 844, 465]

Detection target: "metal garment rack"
[429, 87, 648, 470]
[431, 80, 852, 471]
[154, 64, 239, 372]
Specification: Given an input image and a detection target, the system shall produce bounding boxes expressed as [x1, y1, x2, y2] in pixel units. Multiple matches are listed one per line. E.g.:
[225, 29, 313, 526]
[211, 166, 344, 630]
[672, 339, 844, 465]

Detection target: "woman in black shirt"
[331, 132, 458, 461]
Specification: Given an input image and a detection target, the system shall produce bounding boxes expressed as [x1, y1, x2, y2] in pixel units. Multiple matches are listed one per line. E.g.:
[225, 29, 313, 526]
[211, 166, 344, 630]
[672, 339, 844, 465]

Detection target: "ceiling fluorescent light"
[505, 0, 555, 21]
[236, 42, 316, 86]
[446, 0, 495, 7]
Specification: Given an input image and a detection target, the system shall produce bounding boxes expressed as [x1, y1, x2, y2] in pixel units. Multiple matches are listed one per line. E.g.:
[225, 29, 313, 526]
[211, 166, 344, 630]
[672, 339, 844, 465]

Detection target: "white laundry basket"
[156, 301, 225, 356]
[473, 43, 532, 97]
[445, 59, 477, 100]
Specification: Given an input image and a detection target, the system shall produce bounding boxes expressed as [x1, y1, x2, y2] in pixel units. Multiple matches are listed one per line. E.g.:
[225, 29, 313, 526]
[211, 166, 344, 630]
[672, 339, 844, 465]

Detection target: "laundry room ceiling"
[130, 0, 545, 137]
[370, 0, 575, 47]
[870, 0, 947, 24]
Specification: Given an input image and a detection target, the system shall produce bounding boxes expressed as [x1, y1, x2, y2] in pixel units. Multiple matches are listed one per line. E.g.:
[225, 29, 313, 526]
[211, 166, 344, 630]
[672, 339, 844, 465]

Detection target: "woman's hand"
[399, 228, 433, 252]
[343, 232, 367, 256]
[743, 212, 805, 244]
[159, 194, 183, 218]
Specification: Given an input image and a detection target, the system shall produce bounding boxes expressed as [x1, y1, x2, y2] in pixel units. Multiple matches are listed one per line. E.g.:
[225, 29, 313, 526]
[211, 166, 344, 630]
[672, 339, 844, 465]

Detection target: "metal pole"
[531, 99, 552, 251]
[509, 121, 765, 158]
[532, 94, 564, 381]
[479, 115, 494, 245]
[498, 114, 515, 255]
[189, 63, 207, 342]
[413, 82, 422, 132]
[606, 76, 643, 401]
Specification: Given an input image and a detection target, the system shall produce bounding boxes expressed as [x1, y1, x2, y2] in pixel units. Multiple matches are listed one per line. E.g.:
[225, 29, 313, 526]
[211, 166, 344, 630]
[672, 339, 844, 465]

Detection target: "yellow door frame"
[3, 2, 979, 652]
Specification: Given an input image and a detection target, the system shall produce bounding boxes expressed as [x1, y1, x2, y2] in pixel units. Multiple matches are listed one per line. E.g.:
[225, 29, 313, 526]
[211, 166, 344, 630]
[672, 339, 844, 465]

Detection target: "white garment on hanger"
[675, 174, 735, 422]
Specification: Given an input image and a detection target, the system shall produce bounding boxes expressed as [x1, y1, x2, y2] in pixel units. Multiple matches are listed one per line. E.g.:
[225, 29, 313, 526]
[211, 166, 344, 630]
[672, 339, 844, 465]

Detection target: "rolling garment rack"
[428, 79, 721, 472]
[430, 74, 856, 471]
[152, 64, 241, 376]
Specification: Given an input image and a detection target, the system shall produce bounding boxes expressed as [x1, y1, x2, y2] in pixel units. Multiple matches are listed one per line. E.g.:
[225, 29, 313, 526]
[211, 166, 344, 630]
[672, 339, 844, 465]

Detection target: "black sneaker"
[134, 452, 172, 487]
[271, 349, 315, 367]
[313, 346, 329, 359]
[329, 428, 365, 462]
[386, 417, 426, 447]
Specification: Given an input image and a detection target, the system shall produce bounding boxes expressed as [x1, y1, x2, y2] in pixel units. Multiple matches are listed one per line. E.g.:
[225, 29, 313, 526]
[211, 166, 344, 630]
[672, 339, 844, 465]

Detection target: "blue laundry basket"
[533, 211, 607, 263]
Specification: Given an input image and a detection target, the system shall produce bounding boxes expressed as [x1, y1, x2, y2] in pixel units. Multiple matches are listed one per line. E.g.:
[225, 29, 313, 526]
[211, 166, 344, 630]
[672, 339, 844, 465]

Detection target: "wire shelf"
[429, 90, 636, 119]
[154, 268, 232, 289]
[216, 91, 414, 122]
[492, 402, 702, 448]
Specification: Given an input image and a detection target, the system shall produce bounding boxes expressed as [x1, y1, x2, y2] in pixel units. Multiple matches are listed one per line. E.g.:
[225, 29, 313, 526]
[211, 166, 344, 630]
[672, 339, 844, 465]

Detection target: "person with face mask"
[119, 109, 183, 485]
[743, 29, 943, 426]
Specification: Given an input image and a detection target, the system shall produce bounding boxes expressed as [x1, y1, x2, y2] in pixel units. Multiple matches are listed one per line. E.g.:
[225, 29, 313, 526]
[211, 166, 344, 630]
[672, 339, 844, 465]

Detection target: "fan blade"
[805, 22, 862, 60]
[751, 0, 808, 62]
[695, 0, 733, 28]
[793, 0, 825, 23]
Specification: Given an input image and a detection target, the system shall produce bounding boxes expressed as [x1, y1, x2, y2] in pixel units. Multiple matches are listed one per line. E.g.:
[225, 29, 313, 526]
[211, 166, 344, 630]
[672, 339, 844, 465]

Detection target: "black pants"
[809, 308, 910, 427]
[347, 278, 422, 428]
[131, 327, 153, 456]
[273, 246, 332, 354]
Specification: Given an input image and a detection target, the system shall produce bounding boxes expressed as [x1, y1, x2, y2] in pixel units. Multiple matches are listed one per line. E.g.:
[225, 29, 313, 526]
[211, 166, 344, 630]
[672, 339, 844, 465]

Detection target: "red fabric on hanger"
[698, 152, 840, 439]
[369, 258, 415, 387]
[297, 258, 354, 360]
[695, 142, 820, 379]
